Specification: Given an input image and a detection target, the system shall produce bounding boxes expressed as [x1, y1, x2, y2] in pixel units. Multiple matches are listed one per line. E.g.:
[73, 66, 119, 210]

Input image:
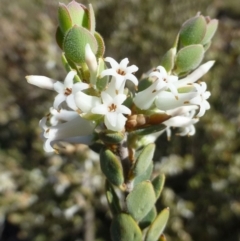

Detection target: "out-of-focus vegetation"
[0, 0, 240, 240]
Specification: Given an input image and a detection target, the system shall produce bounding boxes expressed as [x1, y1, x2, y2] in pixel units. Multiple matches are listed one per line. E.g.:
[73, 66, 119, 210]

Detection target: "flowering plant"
[26, 2, 218, 240]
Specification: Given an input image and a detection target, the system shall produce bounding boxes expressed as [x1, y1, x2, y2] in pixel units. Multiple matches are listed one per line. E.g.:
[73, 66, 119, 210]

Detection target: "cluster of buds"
[26, 2, 218, 240]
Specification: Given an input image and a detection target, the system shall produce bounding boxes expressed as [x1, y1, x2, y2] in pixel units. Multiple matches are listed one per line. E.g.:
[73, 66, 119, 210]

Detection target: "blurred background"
[0, 0, 240, 240]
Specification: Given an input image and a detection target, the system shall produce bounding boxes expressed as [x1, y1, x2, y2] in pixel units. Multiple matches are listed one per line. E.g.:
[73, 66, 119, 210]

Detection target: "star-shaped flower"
[100, 57, 138, 91]
[189, 82, 211, 117]
[53, 70, 89, 110]
[149, 66, 179, 99]
[91, 91, 131, 131]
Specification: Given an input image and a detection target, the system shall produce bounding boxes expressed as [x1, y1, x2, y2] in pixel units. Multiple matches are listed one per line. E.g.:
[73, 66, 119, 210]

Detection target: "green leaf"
[56, 26, 64, 49]
[175, 44, 204, 74]
[99, 130, 125, 144]
[126, 181, 156, 222]
[63, 25, 98, 64]
[94, 32, 105, 58]
[58, 3, 72, 33]
[161, 48, 176, 72]
[152, 174, 165, 199]
[105, 180, 121, 215]
[110, 213, 142, 241]
[67, 1, 89, 28]
[133, 162, 153, 186]
[201, 19, 218, 45]
[139, 207, 157, 230]
[130, 124, 166, 136]
[96, 58, 109, 91]
[88, 4, 96, 33]
[179, 15, 207, 46]
[145, 208, 170, 241]
[100, 148, 124, 187]
[133, 144, 155, 177]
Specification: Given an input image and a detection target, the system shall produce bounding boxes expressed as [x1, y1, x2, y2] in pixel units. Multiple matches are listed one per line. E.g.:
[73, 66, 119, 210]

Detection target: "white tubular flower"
[150, 66, 179, 99]
[85, 44, 98, 85]
[175, 61, 215, 88]
[133, 78, 165, 110]
[188, 82, 211, 117]
[163, 114, 198, 140]
[74, 91, 101, 114]
[155, 90, 197, 111]
[100, 57, 138, 90]
[91, 91, 131, 131]
[39, 116, 95, 153]
[53, 71, 89, 111]
[49, 108, 78, 126]
[26, 75, 55, 90]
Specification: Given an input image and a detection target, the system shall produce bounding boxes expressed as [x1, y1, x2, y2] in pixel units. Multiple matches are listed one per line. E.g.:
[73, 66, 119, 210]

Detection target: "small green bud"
[63, 25, 98, 64]
[66, 1, 89, 29]
[110, 213, 142, 241]
[179, 14, 207, 46]
[145, 208, 170, 241]
[126, 181, 156, 222]
[100, 148, 124, 187]
[175, 44, 204, 74]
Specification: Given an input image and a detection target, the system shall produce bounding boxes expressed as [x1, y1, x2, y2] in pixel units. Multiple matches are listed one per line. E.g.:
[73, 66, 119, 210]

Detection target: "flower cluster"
[26, 44, 214, 152]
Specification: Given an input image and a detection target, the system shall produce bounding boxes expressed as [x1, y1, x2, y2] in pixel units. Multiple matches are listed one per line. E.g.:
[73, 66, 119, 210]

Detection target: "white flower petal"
[53, 94, 66, 110]
[126, 65, 138, 73]
[66, 95, 77, 110]
[175, 61, 215, 87]
[26, 75, 55, 90]
[101, 92, 113, 105]
[91, 104, 108, 115]
[105, 57, 119, 69]
[100, 69, 118, 78]
[64, 70, 76, 88]
[74, 91, 101, 113]
[125, 73, 138, 86]
[119, 58, 129, 69]
[53, 81, 65, 94]
[117, 105, 131, 115]
[72, 82, 89, 94]
[156, 91, 197, 111]
[114, 94, 127, 105]
[106, 112, 118, 127]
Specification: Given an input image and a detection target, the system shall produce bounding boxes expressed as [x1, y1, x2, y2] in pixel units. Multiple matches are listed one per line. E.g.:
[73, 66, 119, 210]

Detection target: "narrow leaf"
[100, 148, 124, 187]
[145, 208, 170, 241]
[152, 174, 165, 199]
[105, 180, 121, 215]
